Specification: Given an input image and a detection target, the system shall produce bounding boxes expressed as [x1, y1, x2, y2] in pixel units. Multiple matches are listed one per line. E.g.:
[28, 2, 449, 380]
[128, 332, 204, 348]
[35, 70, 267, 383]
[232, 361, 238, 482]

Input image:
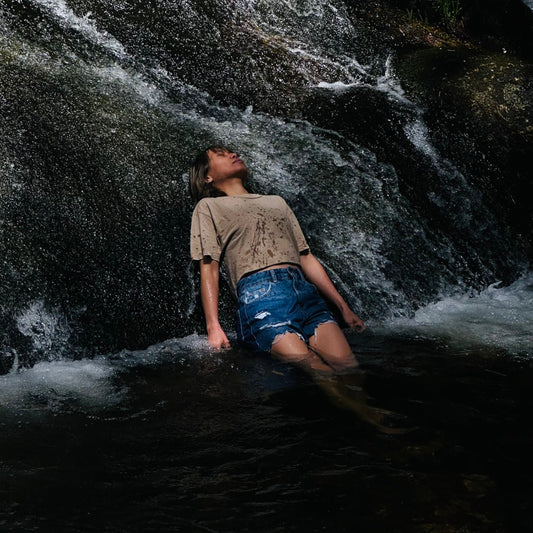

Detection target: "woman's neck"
[216, 179, 249, 197]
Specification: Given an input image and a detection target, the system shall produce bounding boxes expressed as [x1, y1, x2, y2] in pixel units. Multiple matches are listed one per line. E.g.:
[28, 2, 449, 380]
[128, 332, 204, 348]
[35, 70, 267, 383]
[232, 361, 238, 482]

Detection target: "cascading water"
[1, 0, 528, 364]
[1, 2, 532, 531]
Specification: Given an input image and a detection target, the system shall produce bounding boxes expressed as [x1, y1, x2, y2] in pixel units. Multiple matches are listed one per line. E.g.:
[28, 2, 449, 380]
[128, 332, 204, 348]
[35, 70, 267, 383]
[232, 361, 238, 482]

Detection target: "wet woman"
[189, 145, 365, 375]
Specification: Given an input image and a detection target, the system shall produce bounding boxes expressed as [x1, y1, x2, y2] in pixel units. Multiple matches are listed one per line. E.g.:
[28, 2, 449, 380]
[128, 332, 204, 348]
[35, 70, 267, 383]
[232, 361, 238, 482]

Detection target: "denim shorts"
[236, 266, 337, 354]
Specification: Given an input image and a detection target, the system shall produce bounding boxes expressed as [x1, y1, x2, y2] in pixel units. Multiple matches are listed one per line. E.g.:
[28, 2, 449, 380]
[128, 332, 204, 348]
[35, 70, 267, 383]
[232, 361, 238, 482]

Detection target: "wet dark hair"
[188, 145, 231, 205]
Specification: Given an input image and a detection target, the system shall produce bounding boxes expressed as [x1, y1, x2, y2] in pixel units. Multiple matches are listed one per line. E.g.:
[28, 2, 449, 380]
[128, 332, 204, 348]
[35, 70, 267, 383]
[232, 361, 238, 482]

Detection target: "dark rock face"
[339, 0, 533, 261]
[460, 0, 533, 60]
[0, 49, 196, 351]
[396, 48, 533, 258]
[1, 0, 531, 361]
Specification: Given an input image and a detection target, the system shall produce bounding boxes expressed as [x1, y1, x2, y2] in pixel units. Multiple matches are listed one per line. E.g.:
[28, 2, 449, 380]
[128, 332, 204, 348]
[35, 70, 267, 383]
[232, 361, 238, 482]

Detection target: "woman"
[189, 145, 365, 375]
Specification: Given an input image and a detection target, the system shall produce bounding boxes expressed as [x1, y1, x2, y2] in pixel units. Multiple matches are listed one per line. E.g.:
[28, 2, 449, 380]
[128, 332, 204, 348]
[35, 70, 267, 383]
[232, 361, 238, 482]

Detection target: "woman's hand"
[207, 324, 231, 350]
[341, 307, 366, 332]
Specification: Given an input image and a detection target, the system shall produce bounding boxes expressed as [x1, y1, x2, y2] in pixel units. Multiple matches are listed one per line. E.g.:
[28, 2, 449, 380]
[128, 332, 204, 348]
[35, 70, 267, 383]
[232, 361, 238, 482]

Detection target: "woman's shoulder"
[258, 194, 287, 204]
[194, 195, 226, 210]
[192, 197, 211, 213]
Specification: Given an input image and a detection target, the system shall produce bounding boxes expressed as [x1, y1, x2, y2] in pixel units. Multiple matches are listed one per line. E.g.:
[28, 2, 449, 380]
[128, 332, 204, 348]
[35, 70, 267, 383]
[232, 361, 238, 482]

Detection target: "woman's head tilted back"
[189, 145, 248, 205]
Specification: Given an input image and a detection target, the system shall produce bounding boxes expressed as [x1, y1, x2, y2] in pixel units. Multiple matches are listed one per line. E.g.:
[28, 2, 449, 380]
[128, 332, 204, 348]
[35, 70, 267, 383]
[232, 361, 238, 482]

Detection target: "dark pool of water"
[1, 332, 532, 533]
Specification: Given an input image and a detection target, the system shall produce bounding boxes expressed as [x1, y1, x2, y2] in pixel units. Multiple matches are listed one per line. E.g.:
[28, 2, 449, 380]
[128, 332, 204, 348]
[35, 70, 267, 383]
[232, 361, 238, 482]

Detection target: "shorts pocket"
[239, 282, 272, 305]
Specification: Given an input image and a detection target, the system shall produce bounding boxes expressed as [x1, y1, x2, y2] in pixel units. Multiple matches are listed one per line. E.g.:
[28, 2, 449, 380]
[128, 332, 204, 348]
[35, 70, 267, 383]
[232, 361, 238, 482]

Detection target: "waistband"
[237, 266, 304, 291]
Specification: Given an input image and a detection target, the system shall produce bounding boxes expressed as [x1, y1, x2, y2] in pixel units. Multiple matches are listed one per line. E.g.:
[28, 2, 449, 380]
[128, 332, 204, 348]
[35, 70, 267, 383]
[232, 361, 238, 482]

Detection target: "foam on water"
[0, 334, 216, 416]
[108, 334, 216, 368]
[1, 276, 531, 419]
[0, 358, 122, 414]
[382, 272, 533, 356]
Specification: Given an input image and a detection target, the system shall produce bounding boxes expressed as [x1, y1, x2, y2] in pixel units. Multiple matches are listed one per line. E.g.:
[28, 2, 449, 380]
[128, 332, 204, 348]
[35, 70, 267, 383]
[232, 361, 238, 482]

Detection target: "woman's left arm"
[299, 253, 365, 332]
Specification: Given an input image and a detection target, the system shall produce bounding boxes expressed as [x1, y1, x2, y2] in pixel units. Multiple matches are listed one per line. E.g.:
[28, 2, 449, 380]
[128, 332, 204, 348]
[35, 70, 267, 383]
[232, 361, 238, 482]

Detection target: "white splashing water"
[382, 272, 533, 356]
[404, 119, 440, 163]
[0, 358, 122, 414]
[32, 0, 128, 59]
[0, 335, 215, 415]
[16, 300, 72, 359]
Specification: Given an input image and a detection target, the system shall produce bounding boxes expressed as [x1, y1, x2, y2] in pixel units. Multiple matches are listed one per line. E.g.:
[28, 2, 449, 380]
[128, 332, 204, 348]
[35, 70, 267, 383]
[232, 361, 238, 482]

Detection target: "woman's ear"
[205, 175, 213, 184]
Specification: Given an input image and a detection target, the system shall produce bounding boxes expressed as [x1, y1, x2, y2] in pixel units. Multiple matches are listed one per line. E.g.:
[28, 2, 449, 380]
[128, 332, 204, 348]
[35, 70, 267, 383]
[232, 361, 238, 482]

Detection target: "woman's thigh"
[309, 322, 358, 372]
[271, 332, 332, 373]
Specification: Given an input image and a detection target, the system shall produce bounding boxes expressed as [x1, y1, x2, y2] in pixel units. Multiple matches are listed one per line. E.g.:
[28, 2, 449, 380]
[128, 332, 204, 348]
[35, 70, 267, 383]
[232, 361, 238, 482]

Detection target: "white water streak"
[32, 0, 128, 59]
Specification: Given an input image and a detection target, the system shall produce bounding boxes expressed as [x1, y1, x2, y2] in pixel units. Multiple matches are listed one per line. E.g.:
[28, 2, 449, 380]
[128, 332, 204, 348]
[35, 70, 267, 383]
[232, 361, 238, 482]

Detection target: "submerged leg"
[308, 321, 358, 372]
[269, 328, 412, 433]
[308, 323, 412, 433]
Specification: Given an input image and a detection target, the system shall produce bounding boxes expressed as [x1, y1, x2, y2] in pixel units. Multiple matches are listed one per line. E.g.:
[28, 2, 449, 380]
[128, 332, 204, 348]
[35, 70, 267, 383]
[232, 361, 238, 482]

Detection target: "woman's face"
[206, 148, 248, 185]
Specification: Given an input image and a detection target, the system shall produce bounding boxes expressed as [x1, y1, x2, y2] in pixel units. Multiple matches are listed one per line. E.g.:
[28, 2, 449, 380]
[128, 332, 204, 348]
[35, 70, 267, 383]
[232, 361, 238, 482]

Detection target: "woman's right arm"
[200, 258, 231, 349]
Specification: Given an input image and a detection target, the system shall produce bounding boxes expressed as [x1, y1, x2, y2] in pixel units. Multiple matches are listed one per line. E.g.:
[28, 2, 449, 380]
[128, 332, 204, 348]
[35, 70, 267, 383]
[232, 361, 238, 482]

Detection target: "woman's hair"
[188, 145, 231, 205]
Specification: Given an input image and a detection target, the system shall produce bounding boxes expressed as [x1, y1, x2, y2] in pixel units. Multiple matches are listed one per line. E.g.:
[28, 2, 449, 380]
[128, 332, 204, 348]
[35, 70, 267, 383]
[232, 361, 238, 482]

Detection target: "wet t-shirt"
[190, 194, 309, 291]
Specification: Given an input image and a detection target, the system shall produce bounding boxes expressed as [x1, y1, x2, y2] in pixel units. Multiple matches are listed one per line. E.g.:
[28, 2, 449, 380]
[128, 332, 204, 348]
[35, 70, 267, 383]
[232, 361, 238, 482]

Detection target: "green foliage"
[432, 0, 462, 27]
[406, 0, 462, 29]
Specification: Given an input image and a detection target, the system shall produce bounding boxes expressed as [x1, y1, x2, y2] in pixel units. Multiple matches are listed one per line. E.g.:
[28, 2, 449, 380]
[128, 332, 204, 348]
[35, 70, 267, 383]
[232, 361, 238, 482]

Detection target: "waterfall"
[0, 0, 529, 367]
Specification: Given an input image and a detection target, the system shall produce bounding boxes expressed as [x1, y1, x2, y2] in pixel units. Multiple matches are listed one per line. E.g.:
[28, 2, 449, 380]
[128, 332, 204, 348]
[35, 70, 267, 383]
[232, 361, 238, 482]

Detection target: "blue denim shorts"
[235, 266, 337, 354]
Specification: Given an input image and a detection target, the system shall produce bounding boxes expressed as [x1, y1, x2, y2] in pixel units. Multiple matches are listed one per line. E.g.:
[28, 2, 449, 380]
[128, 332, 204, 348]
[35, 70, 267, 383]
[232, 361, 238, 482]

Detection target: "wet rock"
[396, 47, 533, 260]
[1, 0, 531, 356]
[0, 49, 195, 351]
[341, 0, 533, 261]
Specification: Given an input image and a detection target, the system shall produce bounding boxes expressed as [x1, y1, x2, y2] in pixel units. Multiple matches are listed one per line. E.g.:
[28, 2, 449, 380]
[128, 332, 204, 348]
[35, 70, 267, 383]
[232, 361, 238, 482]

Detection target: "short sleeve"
[283, 200, 310, 254]
[190, 200, 222, 262]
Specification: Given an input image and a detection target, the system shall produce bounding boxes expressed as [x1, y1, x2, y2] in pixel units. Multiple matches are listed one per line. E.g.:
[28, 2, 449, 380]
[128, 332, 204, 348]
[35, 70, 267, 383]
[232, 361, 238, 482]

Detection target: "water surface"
[2, 277, 532, 532]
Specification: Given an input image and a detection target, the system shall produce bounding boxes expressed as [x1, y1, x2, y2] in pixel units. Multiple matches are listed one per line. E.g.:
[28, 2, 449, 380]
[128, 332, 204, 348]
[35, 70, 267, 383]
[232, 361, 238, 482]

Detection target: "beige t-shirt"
[190, 194, 309, 291]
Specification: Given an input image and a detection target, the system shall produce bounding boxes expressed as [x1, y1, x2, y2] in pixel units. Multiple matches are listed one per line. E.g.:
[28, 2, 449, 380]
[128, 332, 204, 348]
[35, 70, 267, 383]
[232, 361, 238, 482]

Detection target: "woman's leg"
[270, 332, 333, 374]
[270, 329, 409, 433]
[308, 321, 358, 372]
